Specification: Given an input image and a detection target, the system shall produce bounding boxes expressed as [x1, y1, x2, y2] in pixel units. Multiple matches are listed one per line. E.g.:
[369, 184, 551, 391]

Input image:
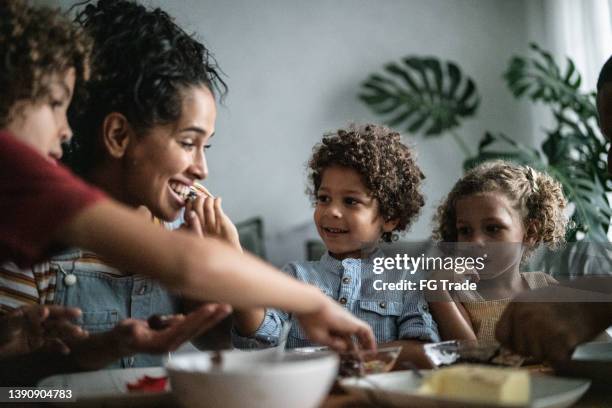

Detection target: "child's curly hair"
[0, 0, 91, 127]
[433, 160, 568, 258]
[308, 124, 425, 242]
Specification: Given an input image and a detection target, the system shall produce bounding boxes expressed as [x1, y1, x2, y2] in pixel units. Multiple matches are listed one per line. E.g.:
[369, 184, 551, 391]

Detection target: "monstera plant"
[360, 44, 611, 242]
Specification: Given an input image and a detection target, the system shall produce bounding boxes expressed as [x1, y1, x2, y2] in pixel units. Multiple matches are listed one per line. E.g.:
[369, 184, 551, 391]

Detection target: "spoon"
[276, 319, 293, 360]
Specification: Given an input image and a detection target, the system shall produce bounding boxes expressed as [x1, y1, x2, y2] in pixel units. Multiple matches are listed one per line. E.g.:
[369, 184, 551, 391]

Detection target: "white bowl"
[166, 349, 339, 408]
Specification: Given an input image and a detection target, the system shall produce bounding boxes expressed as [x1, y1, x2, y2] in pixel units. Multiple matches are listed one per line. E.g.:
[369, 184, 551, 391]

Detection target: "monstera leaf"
[504, 43, 597, 119]
[359, 57, 480, 140]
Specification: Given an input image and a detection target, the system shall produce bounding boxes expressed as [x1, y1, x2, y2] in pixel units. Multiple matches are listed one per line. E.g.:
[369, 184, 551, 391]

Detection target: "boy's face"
[6, 68, 75, 161]
[314, 165, 394, 260]
[597, 83, 612, 175]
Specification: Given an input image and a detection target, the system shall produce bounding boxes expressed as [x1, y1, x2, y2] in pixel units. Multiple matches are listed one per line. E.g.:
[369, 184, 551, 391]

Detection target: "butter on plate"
[418, 364, 530, 405]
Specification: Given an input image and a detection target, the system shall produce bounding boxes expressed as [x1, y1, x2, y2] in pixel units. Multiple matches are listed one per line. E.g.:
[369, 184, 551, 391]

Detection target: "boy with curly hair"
[233, 124, 440, 365]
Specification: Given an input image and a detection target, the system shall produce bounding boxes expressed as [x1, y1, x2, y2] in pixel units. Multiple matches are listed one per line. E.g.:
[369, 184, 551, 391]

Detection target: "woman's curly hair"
[0, 0, 91, 127]
[308, 124, 425, 242]
[433, 160, 568, 258]
[63, 0, 227, 177]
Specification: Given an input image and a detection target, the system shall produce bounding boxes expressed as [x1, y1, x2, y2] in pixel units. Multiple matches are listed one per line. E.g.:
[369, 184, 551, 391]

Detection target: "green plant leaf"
[504, 43, 597, 118]
[359, 56, 480, 137]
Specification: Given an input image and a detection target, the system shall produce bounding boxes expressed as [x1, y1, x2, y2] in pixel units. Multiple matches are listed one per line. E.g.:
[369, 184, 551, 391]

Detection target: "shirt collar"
[319, 248, 385, 276]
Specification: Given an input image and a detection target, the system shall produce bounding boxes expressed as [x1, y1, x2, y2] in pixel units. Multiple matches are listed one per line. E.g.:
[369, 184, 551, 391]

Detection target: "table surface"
[35, 366, 612, 408]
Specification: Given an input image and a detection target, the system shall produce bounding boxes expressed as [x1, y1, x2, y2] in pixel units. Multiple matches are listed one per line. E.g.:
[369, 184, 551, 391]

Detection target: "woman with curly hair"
[0, 0, 375, 382]
[430, 160, 568, 344]
[233, 124, 439, 368]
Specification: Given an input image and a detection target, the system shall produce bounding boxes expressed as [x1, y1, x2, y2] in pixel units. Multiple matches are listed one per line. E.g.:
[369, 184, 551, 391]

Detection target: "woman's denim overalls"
[51, 250, 180, 369]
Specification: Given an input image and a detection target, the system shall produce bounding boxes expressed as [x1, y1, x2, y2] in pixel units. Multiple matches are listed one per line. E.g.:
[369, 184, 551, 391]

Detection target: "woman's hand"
[183, 196, 241, 250]
[113, 303, 232, 355]
[72, 303, 231, 370]
[296, 297, 376, 352]
[0, 305, 88, 357]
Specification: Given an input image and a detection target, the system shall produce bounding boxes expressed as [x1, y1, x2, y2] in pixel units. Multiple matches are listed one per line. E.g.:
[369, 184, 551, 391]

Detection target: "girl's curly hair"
[0, 0, 91, 127]
[308, 124, 425, 242]
[63, 0, 227, 177]
[433, 160, 568, 257]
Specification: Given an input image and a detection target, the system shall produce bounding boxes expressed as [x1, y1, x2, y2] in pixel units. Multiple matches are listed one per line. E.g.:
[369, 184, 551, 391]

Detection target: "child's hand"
[111, 303, 232, 356]
[0, 305, 88, 357]
[296, 297, 376, 352]
[183, 196, 241, 250]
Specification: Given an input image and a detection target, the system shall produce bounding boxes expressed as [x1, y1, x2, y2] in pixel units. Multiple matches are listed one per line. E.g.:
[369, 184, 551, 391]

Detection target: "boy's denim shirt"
[232, 248, 440, 349]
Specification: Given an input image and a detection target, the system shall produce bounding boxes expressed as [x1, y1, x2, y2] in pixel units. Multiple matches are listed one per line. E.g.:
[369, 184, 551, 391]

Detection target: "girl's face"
[314, 166, 395, 260]
[122, 85, 217, 221]
[455, 192, 527, 279]
[6, 68, 75, 161]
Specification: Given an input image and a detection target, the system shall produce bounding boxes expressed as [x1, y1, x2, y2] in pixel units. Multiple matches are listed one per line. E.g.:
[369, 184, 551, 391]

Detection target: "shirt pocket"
[76, 310, 120, 333]
[358, 300, 403, 343]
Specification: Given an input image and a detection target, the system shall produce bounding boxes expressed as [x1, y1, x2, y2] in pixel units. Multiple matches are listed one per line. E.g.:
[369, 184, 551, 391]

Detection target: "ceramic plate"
[340, 370, 590, 408]
[38, 367, 174, 408]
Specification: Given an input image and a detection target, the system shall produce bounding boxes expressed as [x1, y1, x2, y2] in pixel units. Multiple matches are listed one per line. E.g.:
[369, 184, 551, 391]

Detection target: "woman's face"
[122, 85, 217, 221]
[6, 68, 75, 161]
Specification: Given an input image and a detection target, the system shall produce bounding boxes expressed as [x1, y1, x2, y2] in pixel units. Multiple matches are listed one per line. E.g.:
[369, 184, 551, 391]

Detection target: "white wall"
[49, 0, 540, 265]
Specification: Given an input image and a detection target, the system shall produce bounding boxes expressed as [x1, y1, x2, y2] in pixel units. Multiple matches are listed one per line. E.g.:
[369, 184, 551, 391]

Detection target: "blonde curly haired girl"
[429, 160, 568, 344]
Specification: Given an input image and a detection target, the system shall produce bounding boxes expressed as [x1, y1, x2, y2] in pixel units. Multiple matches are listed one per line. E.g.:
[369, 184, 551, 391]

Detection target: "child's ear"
[382, 218, 399, 233]
[523, 220, 540, 247]
[102, 112, 133, 159]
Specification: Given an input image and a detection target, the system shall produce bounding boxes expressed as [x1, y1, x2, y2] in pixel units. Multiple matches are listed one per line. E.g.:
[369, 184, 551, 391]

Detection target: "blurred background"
[39, 0, 612, 266]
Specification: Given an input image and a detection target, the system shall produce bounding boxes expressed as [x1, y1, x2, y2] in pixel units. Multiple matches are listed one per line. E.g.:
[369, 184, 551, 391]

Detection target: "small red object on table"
[126, 375, 168, 392]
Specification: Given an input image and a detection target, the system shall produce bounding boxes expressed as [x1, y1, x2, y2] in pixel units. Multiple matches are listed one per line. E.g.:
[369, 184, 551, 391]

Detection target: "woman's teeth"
[324, 227, 348, 233]
[169, 182, 190, 200]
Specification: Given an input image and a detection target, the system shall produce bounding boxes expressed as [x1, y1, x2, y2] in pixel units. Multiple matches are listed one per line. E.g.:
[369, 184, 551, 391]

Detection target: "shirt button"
[127, 357, 135, 367]
[379, 301, 387, 309]
[342, 277, 351, 284]
[339, 297, 347, 305]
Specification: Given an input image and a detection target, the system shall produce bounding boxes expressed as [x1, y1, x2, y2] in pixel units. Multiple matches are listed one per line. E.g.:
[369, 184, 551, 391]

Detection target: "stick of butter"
[418, 364, 530, 405]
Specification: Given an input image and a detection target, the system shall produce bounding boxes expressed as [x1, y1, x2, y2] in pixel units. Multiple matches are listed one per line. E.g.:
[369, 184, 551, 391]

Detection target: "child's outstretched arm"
[58, 200, 376, 351]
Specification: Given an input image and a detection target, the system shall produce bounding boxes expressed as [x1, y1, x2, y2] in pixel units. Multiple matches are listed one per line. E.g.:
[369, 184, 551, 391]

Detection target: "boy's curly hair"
[63, 0, 227, 177]
[433, 160, 568, 258]
[0, 0, 91, 127]
[308, 124, 425, 242]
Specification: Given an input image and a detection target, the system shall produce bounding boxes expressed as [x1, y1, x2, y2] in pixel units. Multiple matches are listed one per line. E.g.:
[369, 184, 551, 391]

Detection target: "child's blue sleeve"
[397, 291, 440, 343]
[231, 309, 289, 349]
[231, 263, 298, 349]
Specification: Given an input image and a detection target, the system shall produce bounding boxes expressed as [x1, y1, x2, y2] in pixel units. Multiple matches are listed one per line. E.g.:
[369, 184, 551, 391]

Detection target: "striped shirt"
[0, 215, 178, 313]
[232, 249, 440, 349]
[0, 250, 123, 312]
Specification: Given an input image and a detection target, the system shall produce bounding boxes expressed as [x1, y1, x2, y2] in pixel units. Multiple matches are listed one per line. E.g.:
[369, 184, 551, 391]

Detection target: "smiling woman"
[63, 0, 224, 222]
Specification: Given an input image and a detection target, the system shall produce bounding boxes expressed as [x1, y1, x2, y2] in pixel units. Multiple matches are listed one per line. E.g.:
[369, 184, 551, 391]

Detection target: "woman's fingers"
[203, 197, 217, 234]
[185, 210, 204, 236]
[213, 197, 224, 235]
